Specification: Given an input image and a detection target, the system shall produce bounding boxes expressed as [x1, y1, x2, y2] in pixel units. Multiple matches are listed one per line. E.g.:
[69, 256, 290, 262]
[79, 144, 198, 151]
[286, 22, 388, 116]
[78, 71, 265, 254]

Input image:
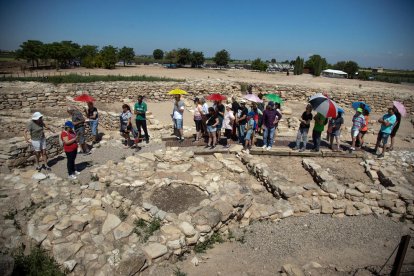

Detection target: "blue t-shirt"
[380, 114, 396, 134]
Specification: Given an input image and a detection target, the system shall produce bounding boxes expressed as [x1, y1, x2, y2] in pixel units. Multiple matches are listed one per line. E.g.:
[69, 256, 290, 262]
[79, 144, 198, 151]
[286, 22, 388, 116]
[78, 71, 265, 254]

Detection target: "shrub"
[12, 247, 65, 275]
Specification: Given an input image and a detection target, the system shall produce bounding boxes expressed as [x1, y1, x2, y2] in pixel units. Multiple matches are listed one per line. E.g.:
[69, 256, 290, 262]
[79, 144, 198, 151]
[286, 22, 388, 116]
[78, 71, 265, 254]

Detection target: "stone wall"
[1, 81, 413, 113]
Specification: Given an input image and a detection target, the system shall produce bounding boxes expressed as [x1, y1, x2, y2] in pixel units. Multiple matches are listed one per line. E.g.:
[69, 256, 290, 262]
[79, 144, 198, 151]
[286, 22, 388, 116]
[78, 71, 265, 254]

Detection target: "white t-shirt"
[173, 101, 185, 120]
[202, 103, 209, 115]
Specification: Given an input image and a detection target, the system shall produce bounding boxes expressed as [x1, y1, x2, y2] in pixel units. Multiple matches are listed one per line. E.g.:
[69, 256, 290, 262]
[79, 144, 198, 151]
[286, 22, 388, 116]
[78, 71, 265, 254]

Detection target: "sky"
[1, 0, 413, 69]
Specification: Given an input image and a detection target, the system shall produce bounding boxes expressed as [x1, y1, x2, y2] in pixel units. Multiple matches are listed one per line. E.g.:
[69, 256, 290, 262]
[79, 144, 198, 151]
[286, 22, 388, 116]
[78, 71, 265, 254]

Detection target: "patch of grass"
[133, 218, 161, 242]
[173, 267, 187, 276]
[90, 175, 99, 181]
[119, 209, 128, 221]
[4, 210, 17, 220]
[194, 232, 224, 253]
[0, 74, 184, 84]
[12, 247, 65, 276]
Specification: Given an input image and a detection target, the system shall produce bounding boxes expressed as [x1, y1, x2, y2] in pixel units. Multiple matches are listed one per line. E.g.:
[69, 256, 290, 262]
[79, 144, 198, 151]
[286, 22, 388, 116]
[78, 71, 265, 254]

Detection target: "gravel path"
[144, 215, 414, 276]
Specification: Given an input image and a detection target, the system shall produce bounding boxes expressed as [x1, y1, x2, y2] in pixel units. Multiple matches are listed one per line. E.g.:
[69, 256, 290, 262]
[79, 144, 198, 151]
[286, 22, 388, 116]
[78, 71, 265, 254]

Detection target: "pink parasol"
[243, 94, 263, 103]
[393, 101, 406, 117]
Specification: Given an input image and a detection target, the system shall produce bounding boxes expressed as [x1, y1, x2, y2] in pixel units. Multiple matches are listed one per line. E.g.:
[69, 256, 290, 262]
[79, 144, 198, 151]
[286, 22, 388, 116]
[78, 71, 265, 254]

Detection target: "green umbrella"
[264, 94, 284, 104]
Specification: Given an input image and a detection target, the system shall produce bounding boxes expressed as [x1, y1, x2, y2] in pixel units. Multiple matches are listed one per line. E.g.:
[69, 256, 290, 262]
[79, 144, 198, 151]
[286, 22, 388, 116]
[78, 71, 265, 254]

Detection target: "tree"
[191, 51, 205, 68]
[305, 54, 327, 76]
[118, 46, 135, 66]
[213, 49, 230, 67]
[343, 61, 359, 78]
[176, 48, 192, 66]
[79, 45, 99, 68]
[165, 50, 177, 64]
[251, 58, 268, 71]
[294, 56, 301, 75]
[271, 58, 276, 63]
[333, 61, 347, 71]
[16, 40, 44, 67]
[100, 45, 118, 69]
[153, 49, 164, 60]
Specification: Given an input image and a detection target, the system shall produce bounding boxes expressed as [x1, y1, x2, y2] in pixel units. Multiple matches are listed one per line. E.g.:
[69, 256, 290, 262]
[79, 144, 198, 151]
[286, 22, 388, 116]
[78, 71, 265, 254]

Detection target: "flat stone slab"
[142, 243, 168, 260]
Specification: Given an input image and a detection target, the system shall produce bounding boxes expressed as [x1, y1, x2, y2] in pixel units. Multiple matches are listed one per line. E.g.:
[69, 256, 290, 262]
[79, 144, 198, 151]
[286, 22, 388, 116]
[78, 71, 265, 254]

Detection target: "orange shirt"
[361, 115, 369, 132]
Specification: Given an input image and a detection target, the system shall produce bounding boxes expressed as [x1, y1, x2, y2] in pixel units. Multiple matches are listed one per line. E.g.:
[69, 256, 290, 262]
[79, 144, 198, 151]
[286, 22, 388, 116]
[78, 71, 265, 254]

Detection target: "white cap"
[240, 99, 246, 104]
[32, 112, 43, 120]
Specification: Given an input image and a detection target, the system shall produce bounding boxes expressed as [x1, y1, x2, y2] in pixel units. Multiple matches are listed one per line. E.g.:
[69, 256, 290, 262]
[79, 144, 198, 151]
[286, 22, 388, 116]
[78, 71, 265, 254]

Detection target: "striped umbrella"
[309, 93, 340, 118]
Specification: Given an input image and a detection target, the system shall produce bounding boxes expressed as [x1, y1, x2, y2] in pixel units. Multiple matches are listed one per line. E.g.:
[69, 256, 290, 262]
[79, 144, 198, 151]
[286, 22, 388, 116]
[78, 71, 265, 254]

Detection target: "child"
[244, 112, 256, 152]
[329, 110, 344, 151]
[350, 108, 365, 152]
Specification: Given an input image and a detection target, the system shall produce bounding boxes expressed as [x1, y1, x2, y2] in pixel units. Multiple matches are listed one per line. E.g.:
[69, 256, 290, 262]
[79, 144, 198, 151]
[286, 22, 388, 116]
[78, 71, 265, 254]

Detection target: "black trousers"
[65, 149, 77, 175]
[136, 119, 149, 141]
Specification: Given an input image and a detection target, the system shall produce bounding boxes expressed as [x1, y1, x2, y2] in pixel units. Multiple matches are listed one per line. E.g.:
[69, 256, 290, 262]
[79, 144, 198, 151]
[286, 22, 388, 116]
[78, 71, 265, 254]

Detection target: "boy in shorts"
[375, 107, 396, 158]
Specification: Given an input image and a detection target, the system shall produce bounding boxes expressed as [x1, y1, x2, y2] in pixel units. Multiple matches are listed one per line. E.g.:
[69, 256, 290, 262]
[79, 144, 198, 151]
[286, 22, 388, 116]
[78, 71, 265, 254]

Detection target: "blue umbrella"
[352, 102, 371, 113]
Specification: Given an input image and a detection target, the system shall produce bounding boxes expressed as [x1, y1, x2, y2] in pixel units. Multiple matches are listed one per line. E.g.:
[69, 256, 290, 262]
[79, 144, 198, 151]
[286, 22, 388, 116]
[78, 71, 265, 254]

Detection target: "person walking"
[24, 112, 52, 171]
[134, 95, 150, 143]
[172, 95, 185, 142]
[389, 106, 401, 151]
[262, 101, 282, 150]
[329, 110, 344, 151]
[85, 102, 99, 144]
[61, 121, 79, 180]
[350, 108, 366, 152]
[205, 107, 219, 149]
[294, 104, 313, 151]
[193, 97, 203, 142]
[67, 106, 89, 154]
[223, 103, 235, 148]
[311, 112, 327, 152]
[236, 100, 248, 144]
[374, 107, 396, 157]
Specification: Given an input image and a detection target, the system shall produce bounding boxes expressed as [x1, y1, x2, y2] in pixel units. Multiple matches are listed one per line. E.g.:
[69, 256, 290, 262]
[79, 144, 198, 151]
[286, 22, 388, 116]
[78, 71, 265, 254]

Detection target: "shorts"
[245, 129, 254, 141]
[216, 117, 223, 130]
[194, 119, 202, 132]
[89, 120, 98, 136]
[351, 129, 360, 138]
[75, 127, 85, 144]
[390, 125, 399, 138]
[377, 131, 390, 145]
[31, 138, 46, 151]
[331, 130, 341, 137]
[207, 125, 216, 133]
[360, 130, 367, 137]
[174, 119, 183, 129]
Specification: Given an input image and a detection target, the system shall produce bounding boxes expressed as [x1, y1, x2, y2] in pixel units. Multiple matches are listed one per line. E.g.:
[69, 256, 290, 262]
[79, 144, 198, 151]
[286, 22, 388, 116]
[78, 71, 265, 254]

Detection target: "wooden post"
[391, 235, 411, 276]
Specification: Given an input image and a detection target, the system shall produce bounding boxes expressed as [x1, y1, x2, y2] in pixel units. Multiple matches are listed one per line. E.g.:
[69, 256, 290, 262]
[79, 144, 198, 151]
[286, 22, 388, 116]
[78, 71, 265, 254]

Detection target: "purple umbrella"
[243, 94, 263, 103]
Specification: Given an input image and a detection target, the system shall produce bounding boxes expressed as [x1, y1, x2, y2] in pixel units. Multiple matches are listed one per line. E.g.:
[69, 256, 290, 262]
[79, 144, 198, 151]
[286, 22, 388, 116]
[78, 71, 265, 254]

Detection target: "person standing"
[193, 97, 203, 142]
[134, 95, 150, 143]
[24, 112, 52, 171]
[356, 109, 370, 148]
[311, 112, 327, 152]
[236, 100, 248, 144]
[231, 97, 240, 140]
[201, 98, 209, 136]
[120, 104, 134, 148]
[244, 112, 256, 152]
[61, 121, 79, 180]
[215, 100, 225, 144]
[294, 104, 313, 151]
[329, 110, 344, 151]
[375, 107, 396, 157]
[389, 107, 401, 151]
[85, 102, 99, 144]
[223, 104, 235, 148]
[67, 106, 89, 154]
[172, 95, 185, 142]
[350, 108, 366, 152]
[262, 101, 282, 150]
[205, 107, 219, 149]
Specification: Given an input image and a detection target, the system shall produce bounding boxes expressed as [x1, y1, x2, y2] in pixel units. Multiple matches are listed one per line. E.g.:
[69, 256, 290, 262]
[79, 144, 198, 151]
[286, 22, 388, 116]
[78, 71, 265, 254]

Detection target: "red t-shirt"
[61, 130, 78, 152]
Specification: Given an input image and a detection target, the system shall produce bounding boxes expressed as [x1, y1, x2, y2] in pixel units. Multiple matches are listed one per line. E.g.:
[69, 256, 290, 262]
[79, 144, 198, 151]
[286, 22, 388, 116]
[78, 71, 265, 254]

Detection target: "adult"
[231, 97, 240, 140]
[311, 112, 327, 152]
[350, 108, 366, 152]
[172, 95, 185, 142]
[390, 106, 401, 151]
[201, 98, 209, 136]
[85, 102, 99, 144]
[120, 104, 134, 148]
[356, 109, 370, 148]
[236, 100, 248, 144]
[262, 101, 282, 150]
[61, 121, 79, 180]
[257, 93, 265, 134]
[193, 97, 203, 142]
[294, 104, 313, 152]
[205, 107, 219, 149]
[67, 106, 89, 154]
[374, 107, 396, 157]
[24, 112, 52, 171]
[134, 95, 150, 143]
[223, 104, 235, 148]
[244, 111, 256, 151]
[215, 100, 225, 144]
[329, 110, 344, 151]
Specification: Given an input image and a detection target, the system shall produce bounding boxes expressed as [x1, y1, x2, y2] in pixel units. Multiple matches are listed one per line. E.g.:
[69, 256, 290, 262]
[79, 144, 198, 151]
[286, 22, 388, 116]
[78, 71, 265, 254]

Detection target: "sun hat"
[268, 101, 275, 107]
[64, 121, 74, 129]
[225, 103, 232, 108]
[240, 99, 246, 104]
[32, 112, 43, 120]
[357, 107, 363, 113]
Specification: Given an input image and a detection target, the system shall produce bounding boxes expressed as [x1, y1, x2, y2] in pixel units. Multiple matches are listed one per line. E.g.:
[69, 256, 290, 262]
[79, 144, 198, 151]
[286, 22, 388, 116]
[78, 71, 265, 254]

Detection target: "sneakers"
[68, 175, 77, 180]
[299, 148, 306, 152]
[350, 147, 355, 151]
[377, 153, 385, 158]
[35, 166, 42, 172]
[210, 145, 216, 150]
[74, 171, 81, 176]
[292, 146, 299, 150]
[262, 145, 267, 149]
[42, 164, 51, 171]
[310, 149, 319, 152]
[266, 146, 272, 151]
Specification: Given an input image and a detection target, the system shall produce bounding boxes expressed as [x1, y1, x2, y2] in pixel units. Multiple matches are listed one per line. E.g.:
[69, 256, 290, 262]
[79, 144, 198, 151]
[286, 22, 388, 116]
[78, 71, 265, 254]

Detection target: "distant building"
[372, 67, 384, 73]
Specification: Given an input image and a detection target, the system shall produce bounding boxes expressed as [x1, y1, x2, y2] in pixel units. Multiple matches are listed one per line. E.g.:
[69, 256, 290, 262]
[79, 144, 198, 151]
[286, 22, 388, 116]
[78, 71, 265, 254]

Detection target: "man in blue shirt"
[374, 107, 396, 157]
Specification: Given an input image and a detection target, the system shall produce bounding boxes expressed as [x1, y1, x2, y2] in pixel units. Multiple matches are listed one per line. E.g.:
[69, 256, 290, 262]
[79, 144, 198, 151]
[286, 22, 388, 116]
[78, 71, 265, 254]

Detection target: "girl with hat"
[350, 107, 366, 152]
[61, 121, 79, 180]
[24, 112, 52, 171]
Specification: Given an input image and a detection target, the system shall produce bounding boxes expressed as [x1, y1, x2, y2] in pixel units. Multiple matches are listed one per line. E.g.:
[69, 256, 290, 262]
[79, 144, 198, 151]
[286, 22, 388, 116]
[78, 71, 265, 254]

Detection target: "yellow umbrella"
[168, 88, 188, 95]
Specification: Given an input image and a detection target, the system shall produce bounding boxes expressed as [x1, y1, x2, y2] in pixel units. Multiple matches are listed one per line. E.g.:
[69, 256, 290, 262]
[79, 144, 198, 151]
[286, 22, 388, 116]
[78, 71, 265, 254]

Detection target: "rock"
[345, 189, 364, 197]
[116, 253, 146, 276]
[63, 260, 77, 272]
[160, 225, 182, 240]
[281, 263, 305, 276]
[27, 224, 47, 244]
[113, 222, 134, 240]
[321, 198, 334, 214]
[178, 222, 196, 237]
[320, 182, 337, 193]
[192, 206, 222, 228]
[53, 242, 82, 263]
[32, 172, 47, 181]
[139, 152, 156, 161]
[355, 182, 370, 193]
[142, 243, 168, 260]
[213, 201, 234, 222]
[55, 216, 72, 231]
[382, 189, 399, 201]
[345, 205, 357, 216]
[191, 256, 199, 266]
[102, 214, 122, 235]
[70, 215, 88, 232]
